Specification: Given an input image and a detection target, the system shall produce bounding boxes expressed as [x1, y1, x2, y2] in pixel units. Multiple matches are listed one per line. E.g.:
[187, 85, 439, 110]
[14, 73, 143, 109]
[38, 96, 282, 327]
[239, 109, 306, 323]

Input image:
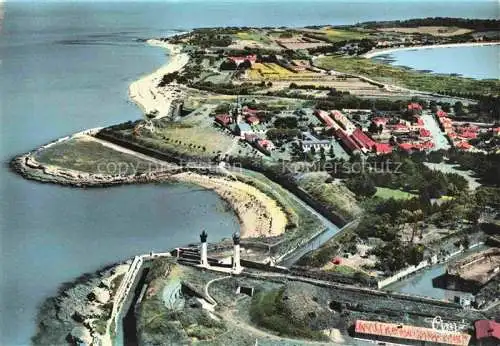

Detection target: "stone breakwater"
[10, 130, 182, 188]
[11, 152, 172, 188]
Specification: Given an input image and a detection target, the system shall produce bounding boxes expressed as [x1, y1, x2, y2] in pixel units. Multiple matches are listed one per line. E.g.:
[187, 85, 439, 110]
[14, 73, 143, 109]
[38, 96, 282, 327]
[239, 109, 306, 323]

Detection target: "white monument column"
[232, 232, 241, 272]
[200, 230, 208, 267]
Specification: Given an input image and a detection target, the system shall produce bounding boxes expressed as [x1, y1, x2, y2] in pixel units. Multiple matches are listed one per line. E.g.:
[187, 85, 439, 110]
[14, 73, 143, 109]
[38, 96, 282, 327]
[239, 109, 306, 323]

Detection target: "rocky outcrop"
[68, 326, 93, 345]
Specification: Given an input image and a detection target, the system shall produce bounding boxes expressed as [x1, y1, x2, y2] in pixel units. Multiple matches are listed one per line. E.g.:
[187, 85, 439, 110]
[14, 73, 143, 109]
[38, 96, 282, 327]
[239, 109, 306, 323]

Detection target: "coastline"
[128, 39, 190, 118]
[362, 41, 500, 59]
[10, 137, 288, 240]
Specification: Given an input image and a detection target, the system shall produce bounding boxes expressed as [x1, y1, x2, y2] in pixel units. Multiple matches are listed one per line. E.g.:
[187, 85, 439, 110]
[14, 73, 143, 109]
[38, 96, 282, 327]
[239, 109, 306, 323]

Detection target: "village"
[17, 17, 500, 346]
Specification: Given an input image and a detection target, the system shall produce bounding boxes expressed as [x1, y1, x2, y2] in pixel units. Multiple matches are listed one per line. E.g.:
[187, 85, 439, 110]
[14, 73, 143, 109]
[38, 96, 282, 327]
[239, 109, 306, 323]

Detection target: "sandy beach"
[362, 41, 500, 59]
[172, 172, 288, 239]
[129, 39, 189, 118]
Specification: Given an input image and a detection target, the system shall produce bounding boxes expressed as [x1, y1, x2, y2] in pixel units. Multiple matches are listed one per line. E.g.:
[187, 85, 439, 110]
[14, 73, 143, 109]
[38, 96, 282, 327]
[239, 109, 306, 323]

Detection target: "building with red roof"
[354, 320, 471, 346]
[408, 103, 423, 112]
[215, 114, 233, 127]
[493, 127, 500, 136]
[372, 117, 389, 127]
[420, 128, 431, 137]
[416, 117, 424, 126]
[351, 128, 376, 151]
[436, 110, 448, 117]
[229, 54, 257, 65]
[314, 109, 338, 129]
[475, 320, 500, 345]
[331, 110, 355, 133]
[398, 142, 414, 152]
[242, 106, 258, 116]
[455, 141, 472, 150]
[335, 128, 361, 154]
[246, 116, 260, 125]
[458, 130, 477, 139]
[374, 143, 392, 155]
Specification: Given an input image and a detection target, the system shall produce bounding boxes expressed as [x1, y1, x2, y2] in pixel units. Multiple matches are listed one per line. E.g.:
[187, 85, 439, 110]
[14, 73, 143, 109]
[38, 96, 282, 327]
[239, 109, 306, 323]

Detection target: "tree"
[368, 122, 379, 134]
[220, 59, 238, 70]
[346, 174, 377, 198]
[239, 59, 252, 70]
[454, 101, 465, 116]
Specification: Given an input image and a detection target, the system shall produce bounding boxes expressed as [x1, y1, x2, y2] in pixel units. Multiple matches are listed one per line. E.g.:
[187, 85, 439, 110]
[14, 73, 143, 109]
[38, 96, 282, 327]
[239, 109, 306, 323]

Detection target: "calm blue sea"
[0, 1, 498, 345]
[379, 45, 499, 79]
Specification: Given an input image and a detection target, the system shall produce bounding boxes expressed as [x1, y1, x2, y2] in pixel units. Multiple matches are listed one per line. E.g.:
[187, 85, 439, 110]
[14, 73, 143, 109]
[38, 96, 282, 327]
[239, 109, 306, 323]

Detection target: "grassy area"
[316, 54, 500, 95]
[375, 187, 416, 200]
[34, 138, 155, 175]
[319, 28, 369, 42]
[298, 174, 361, 221]
[234, 31, 272, 44]
[118, 121, 235, 159]
[325, 264, 358, 275]
[249, 287, 328, 341]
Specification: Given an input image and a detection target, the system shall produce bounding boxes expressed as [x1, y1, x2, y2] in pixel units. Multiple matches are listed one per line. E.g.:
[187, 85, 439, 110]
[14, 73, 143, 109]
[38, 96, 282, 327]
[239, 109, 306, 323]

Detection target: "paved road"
[421, 112, 451, 151]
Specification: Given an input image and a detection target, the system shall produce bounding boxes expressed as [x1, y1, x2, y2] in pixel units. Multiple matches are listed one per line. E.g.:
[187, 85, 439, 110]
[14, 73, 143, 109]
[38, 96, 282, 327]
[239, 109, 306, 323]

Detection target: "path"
[204, 275, 231, 306]
[421, 112, 450, 151]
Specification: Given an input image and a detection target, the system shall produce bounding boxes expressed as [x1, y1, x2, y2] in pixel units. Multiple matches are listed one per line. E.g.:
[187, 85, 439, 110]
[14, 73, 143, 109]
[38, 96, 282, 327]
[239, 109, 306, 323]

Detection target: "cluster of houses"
[370, 103, 436, 153]
[436, 109, 479, 151]
[314, 109, 393, 155]
[312, 103, 443, 156]
[214, 106, 275, 155]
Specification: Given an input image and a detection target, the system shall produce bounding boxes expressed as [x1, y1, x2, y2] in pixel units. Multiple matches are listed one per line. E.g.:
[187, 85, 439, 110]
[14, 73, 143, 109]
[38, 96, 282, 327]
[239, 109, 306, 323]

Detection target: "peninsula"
[13, 17, 500, 346]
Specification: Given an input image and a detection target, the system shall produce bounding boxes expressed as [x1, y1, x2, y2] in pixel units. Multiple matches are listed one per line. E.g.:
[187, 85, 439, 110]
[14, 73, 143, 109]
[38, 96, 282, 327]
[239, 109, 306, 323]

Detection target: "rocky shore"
[10, 152, 173, 188]
[32, 262, 130, 346]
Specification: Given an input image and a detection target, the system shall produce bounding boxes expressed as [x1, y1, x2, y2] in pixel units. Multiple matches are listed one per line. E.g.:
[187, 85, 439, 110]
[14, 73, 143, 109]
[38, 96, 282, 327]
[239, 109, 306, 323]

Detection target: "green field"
[375, 187, 416, 200]
[320, 28, 369, 42]
[34, 138, 155, 175]
[316, 54, 500, 95]
[234, 31, 272, 44]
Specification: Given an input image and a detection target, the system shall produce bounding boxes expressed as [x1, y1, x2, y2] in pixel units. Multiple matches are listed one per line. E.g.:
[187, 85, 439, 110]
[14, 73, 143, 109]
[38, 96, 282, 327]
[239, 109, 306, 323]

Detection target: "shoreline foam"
[128, 39, 189, 118]
[362, 41, 500, 59]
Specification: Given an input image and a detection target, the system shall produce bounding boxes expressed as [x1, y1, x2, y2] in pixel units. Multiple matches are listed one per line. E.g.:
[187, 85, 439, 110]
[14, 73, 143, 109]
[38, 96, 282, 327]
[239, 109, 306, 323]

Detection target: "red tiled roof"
[398, 143, 413, 151]
[372, 117, 389, 126]
[331, 110, 353, 130]
[215, 114, 232, 125]
[416, 117, 424, 126]
[355, 320, 471, 346]
[246, 116, 260, 125]
[408, 103, 423, 111]
[315, 110, 336, 128]
[475, 320, 500, 340]
[374, 143, 392, 154]
[455, 141, 472, 150]
[335, 129, 360, 152]
[352, 128, 376, 149]
[243, 106, 258, 115]
[436, 110, 447, 117]
[419, 129, 431, 137]
[458, 131, 477, 139]
[229, 54, 257, 63]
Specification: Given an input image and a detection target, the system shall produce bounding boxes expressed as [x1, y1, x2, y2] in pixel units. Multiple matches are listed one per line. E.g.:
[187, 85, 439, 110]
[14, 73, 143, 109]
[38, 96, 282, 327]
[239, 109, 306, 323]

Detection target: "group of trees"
[447, 151, 500, 187]
[315, 96, 425, 112]
[220, 59, 252, 71]
[359, 17, 500, 31]
[266, 128, 300, 141]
